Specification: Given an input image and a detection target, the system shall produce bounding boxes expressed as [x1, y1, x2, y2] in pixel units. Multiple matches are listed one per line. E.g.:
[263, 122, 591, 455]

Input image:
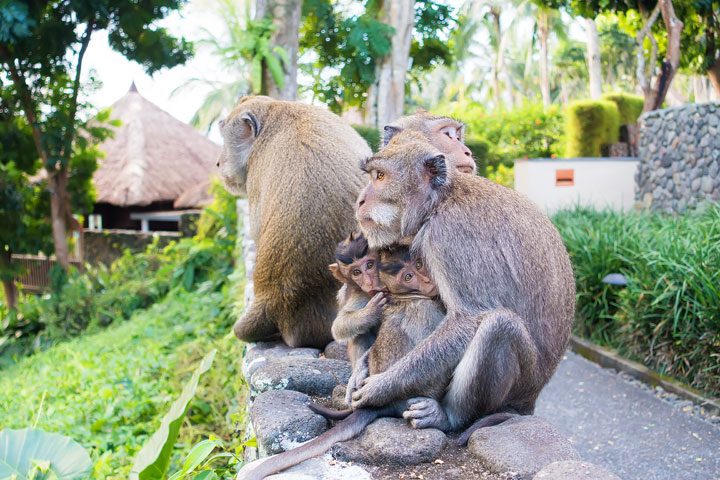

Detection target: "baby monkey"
[238, 246, 445, 480]
[329, 232, 387, 369]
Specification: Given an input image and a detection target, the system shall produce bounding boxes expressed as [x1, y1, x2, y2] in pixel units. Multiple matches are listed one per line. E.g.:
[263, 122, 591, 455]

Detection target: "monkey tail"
[456, 411, 519, 446]
[237, 408, 389, 480]
[308, 402, 353, 420]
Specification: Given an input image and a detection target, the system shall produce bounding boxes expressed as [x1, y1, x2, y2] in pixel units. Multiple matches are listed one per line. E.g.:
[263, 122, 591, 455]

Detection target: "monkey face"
[337, 253, 383, 295]
[356, 132, 451, 249]
[217, 96, 272, 195]
[382, 113, 475, 175]
[379, 252, 437, 297]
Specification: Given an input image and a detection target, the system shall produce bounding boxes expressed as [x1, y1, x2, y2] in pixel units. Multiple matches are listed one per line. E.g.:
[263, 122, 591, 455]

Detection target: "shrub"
[352, 124, 381, 152]
[464, 136, 490, 176]
[554, 206, 720, 396]
[565, 100, 620, 157]
[601, 92, 644, 125]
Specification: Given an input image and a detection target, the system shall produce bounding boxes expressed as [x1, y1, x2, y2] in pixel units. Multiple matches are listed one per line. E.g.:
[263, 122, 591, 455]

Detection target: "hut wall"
[89, 201, 177, 231]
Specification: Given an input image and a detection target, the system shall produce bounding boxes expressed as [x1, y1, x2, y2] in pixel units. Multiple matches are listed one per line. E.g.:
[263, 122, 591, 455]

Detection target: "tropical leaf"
[272, 46, 290, 70]
[130, 350, 217, 480]
[167, 439, 221, 480]
[265, 53, 286, 90]
[0, 428, 92, 480]
[251, 56, 262, 94]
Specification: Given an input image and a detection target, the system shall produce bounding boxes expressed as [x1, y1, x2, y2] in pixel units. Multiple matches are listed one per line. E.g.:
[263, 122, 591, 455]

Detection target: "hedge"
[352, 124, 381, 152]
[465, 136, 491, 176]
[565, 100, 620, 157]
[601, 92, 645, 125]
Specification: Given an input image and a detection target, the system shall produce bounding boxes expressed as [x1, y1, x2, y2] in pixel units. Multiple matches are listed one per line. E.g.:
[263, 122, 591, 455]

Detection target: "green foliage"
[564, 100, 620, 157]
[464, 137, 490, 177]
[438, 101, 564, 167]
[1, 186, 238, 360]
[131, 350, 216, 480]
[554, 206, 720, 396]
[300, 0, 394, 112]
[486, 164, 514, 189]
[352, 124, 381, 152]
[0, 285, 248, 478]
[0, 428, 93, 479]
[601, 92, 644, 125]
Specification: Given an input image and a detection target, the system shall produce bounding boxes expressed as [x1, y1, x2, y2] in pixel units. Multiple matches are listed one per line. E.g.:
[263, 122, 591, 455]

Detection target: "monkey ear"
[423, 154, 449, 189]
[240, 112, 260, 137]
[382, 125, 402, 146]
[329, 263, 345, 283]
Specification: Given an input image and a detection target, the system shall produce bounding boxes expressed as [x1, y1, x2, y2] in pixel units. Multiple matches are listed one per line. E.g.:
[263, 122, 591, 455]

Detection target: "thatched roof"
[93, 83, 220, 207]
[174, 178, 214, 209]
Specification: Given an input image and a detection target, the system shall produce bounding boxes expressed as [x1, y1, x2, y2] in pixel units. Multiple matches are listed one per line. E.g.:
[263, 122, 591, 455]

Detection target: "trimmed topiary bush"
[464, 136, 490, 176]
[601, 92, 644, 125]
[352, 124, 381, 152]
[565, 100, 620, 157]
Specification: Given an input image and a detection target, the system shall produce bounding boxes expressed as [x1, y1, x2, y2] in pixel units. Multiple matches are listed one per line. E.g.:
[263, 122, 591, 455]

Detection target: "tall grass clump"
[554, 206, 720, 396]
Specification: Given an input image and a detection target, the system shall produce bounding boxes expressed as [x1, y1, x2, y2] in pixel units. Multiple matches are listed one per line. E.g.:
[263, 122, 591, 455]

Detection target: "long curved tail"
[308, 402, 353, 420]
[456, 411, 519, 446]
[237, 407, 390, 480]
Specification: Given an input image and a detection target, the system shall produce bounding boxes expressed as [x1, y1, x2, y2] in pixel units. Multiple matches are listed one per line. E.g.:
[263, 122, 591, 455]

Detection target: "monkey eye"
[366, 261, 374, 270]
[403, 273, 413, 282]
[376, 171, 385, 181]
[415, 260, 423, 269]
[352, 269, 361, 277]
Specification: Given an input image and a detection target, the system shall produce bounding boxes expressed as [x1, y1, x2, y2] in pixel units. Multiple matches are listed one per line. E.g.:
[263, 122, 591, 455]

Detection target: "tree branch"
[652, 0, 683, 110]
[62, 19, 95, 160]
[0, 45, 48, 165]
[635, 1, 662, 93]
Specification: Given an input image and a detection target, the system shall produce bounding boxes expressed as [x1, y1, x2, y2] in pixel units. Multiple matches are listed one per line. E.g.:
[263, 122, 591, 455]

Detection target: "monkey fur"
[236, 247, 446, 480]
[218, 96, 370, 348]
[353, 130, 576, 438]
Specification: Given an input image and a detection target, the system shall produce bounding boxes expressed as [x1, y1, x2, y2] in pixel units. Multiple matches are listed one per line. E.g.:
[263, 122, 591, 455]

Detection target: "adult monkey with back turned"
[218, 96, 369, 348]
[352, 129, 576, 440]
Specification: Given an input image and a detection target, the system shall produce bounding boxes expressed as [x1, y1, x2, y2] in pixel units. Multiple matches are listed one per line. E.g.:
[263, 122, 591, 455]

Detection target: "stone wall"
[636, 102, 720, 212]
[83, 229, 180, 265]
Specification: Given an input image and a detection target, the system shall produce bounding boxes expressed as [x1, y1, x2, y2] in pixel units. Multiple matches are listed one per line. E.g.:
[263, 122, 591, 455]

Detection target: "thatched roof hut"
[94, 83, 220, 207]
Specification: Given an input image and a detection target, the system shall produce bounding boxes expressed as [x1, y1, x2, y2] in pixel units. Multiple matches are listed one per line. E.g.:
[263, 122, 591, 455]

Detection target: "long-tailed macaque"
[236, 247, 446, 480]
[218, 96, 370, 348]
[328, 232, 386, 368]
[352, 130, 575, 442]
[382, 111, 476, 174]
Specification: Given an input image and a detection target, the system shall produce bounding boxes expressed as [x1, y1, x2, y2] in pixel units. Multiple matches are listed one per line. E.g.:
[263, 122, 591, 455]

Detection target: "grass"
[0, 280, 248, 479]
[554, 205, 720, 396]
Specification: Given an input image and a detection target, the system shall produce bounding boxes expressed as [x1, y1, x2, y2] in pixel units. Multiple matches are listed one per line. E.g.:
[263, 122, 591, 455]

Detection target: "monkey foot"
[402, 397, 451, 431]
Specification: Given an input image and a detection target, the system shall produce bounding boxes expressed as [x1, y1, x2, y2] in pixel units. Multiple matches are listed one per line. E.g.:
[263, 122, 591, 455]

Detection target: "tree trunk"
[693, 75, 709, 103]
[648, 0, 683, 111]
[48, 169, 71, 269]
[490, 8, 503, 109]
[707, 58, 720, 98]
[538, 10, 551, 108]
[255, 0, 301, 100]
[370, 0, 415, 128]
[585, 17, 602, 99]
[0, 251, 17, 310]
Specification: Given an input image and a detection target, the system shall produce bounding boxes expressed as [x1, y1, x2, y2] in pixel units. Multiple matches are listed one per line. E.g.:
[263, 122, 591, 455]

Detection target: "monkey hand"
[403, 397, 451, 431]
[345, 353, 370, 405]
[351, 373, 393, 408]
[365, 292, 388, 311]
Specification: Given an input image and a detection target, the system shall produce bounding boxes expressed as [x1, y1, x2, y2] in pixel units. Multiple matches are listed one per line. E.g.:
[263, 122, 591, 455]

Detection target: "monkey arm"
[331, 298, 383, 341]
[352, 311, 477, 408]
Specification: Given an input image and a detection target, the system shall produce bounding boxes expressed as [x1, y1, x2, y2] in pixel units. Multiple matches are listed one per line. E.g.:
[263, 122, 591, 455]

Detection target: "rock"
[243, 341, 320, 379]
[324, 341, 349, 362]
[691, 178, 701, 192]
[251, 389, 328, 455]
[701, 176, 714, 194]
[533, 460, 622, 480]
[331, 384, 349, 409]
[251, 357, 352, 396]
[467, 416, 579, 479]
[241, 455, 372, 480]
[333, 417, 447, 466]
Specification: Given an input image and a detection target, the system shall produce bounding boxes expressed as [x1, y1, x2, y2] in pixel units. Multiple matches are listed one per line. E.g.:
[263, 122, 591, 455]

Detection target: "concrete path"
[537, 351, 720, 480]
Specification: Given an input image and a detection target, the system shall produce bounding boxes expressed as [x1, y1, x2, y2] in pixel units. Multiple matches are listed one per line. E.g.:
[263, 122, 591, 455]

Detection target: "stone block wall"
[636, 102, 720, 212]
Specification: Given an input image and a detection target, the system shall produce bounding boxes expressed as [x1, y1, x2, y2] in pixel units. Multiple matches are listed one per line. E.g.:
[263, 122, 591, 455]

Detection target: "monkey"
[382, 110, 477, 174]
[328, 231, 387, 369]
[217, 96, 370, 348]
[351, 130, 576, 443]
[236, 247, 447, 480]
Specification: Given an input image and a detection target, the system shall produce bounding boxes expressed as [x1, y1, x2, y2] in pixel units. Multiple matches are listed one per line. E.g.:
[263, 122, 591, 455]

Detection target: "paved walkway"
[536, 351, 720, 480]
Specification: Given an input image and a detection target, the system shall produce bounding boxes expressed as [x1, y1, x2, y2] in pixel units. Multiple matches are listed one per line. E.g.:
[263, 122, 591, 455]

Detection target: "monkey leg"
[276, 298, 335, 349]
[441, 308, 539, 431]
[233, 300, 280, 343]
